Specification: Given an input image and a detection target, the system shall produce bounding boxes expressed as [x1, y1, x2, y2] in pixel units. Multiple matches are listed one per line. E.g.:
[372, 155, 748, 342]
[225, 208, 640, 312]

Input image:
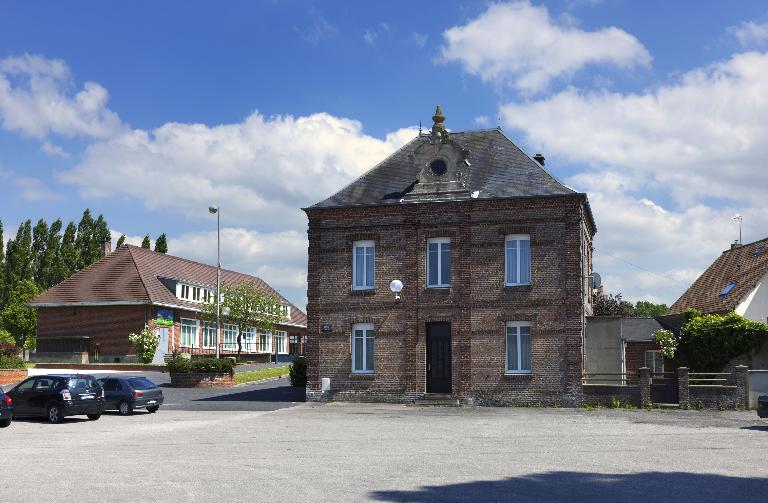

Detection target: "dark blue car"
[97, 376, 163, 415]
[0, 387, 12, 428]
[7, 374, 104, 423]
[759, 395, 768, 418]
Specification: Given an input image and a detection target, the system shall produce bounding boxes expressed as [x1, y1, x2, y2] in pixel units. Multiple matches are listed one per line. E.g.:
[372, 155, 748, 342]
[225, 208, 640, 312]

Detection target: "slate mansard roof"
[29, 245, 307, 328]
[668, 238, 768, 315]
[309, 128, 585, 211]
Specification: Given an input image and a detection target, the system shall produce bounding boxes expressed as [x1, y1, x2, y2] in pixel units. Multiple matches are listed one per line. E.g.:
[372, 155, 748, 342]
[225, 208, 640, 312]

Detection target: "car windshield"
[127, 378, 157, 390]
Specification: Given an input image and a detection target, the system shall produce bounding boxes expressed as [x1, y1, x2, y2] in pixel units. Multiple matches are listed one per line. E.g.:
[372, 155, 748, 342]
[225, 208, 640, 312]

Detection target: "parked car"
[759, 395, 768, 418]
[0, 387, 12, 428]
[97, 376, 163, 415]
[7, 374, 104, 424]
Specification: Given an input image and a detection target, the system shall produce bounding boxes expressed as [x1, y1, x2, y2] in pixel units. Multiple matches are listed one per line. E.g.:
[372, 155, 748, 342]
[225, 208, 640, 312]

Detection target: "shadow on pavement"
[369, 471, 768, 503]
[194, 384, 305, 403]
[741, 424, 768, 432]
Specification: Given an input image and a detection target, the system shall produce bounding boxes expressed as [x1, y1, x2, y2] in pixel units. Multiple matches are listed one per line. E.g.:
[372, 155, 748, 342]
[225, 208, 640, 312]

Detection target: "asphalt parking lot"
[3, 390, 768, 503]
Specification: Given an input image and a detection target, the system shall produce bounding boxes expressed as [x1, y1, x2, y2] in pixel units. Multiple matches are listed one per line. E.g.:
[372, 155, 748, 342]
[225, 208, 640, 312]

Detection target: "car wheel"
[0, 419, 10, 428]
[118, 401, 133, 416]
[146, 406, 159, 413]
[87, 413, 101, 421]
[47, 405, 62, 424]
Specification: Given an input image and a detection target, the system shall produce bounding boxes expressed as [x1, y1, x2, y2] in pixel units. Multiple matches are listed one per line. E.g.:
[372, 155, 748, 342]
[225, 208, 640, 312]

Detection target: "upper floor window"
[353, 240, 375, 290]
[427, 238, 451, 288]
[506, 321, 532, 374]
[177, 282, 214, 304]
[505, 235, 531, 286]
[352, 323, 374, 373]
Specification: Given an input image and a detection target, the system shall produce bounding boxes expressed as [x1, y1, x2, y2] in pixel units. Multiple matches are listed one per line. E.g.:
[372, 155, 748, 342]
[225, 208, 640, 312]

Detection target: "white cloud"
[109, 229, 149, 249]
[296, 9, 338, 45]
[501, 51, 768, 208]
[473, 115, 491, 127]
[439, 1, 650, 93]
[168, 228, 309, 308]
[728, 21, 768, 48]
[41, 141, 70, 159]
[59, 112, 416, 230]
[14, 176, 60, 201]
[410, 32, 428, 49]
[0, 54, 125, 140]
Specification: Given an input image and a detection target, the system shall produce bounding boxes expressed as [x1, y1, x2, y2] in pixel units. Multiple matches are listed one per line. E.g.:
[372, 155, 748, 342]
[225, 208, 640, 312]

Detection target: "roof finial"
[432, 105, 446, 134]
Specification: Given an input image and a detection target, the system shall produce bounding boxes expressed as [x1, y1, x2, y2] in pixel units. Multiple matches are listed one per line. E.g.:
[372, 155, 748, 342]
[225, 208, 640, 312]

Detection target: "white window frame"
[274, 330, 288, 354]
[223, 324, 238, 351]
[202, 321, 217, 349]
[258, 331, 272, 354]
[352, 240, 375, 290]
[645, 350, 664, 374]
[180, 318, 200, 348]
[505, 321, 532, 374]
[240, 327, 257, 352]
[351, 323, 374, 374]
[426, 237, 451, 288]
[505, 234, 531, 286]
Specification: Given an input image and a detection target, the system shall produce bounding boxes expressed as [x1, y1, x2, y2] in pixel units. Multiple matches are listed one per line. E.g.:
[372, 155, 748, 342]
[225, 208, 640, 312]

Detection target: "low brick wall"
[582, 384, 640, 407]
[689, 386, 741, 409]
[169, 372, 235, 388]
[35, 363, 167, 372]
[0, 369, 28, 386]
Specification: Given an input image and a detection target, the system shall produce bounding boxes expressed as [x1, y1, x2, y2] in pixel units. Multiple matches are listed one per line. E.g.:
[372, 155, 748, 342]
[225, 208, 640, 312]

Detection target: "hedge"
[167, 356, 234, 376]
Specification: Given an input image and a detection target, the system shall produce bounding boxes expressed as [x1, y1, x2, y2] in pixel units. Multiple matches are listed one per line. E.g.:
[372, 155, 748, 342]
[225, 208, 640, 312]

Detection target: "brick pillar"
[734, 365, 749, 409]
[677, 367, 689, 409]
[639, 367, 651, 409]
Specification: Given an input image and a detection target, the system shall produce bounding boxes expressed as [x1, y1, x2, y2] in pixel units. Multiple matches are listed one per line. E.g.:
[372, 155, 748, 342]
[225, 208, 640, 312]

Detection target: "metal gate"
[650, 372, 679, 404]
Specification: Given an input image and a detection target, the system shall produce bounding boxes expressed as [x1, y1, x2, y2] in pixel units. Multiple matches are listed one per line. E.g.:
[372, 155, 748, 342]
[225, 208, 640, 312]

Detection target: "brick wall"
[582, 384, 640, 407]
[169, 372, 235, 388]
[625, 341, 670, 377]
[0, 369, 28, 386]
[305, 194, 593, 405]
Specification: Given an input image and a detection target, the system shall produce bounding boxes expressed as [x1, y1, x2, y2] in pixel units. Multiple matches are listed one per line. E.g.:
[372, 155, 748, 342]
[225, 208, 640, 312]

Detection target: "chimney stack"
[730, 240, 742, 250]
[101, 238, 112, 255]
[533, 153, 545, 166]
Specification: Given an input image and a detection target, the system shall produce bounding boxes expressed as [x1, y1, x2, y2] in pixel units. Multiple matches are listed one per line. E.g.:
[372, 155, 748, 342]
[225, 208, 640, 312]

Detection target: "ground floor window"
[241, 327, 256, 352]
[645, 350, 664, 374]
[352, 323, 374, 373]
[202, 322, 217, 349]
[289, 335, 303, 355]
[259, 331, 272, 353]
[223, 324, 238, 351]
[180, 318, 199, 348]
[506, 321, 532, 374]
[274, 331, 288, 354]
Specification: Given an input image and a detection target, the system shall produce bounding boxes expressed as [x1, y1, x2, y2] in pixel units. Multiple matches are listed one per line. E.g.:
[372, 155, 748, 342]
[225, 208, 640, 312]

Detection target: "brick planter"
[0, 369, 28, 386]
[169, 372, 235, 388]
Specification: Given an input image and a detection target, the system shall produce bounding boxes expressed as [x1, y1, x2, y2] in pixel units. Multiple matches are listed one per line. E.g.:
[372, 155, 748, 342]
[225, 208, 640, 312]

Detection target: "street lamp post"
[209, 205, 221, 358]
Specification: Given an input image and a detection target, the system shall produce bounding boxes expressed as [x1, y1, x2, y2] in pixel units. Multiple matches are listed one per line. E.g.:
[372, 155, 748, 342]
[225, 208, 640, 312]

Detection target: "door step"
[414, 394, 462, 407]
[653, 403, 680, 409]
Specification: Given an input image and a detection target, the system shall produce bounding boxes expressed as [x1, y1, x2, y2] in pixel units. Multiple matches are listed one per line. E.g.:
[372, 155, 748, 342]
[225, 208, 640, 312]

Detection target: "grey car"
[97, 376, 163, 415]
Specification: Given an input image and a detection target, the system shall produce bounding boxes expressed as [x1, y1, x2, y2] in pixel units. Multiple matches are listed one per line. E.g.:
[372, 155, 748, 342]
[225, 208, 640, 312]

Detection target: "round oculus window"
[429, 159, 447, 176]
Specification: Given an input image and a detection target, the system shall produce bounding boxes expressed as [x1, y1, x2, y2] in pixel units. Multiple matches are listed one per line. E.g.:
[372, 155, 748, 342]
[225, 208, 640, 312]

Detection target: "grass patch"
[235, 366, 290, 385]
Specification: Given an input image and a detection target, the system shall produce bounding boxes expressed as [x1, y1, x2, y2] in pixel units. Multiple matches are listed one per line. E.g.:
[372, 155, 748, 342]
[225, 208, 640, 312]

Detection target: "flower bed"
[169, 372, 235, 388]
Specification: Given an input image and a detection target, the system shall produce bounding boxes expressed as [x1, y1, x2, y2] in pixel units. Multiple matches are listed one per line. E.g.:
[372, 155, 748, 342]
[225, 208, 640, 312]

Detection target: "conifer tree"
[38, 219, 62, 288]
[76, 209, 95, 270]
[141, 235, 151, 249]
[54, 221, 79, 285]
[116, 234, 126, 249]
[91, 214, 110, 259]
[31, 218, 49, 286]
[154, 233, 168, 253]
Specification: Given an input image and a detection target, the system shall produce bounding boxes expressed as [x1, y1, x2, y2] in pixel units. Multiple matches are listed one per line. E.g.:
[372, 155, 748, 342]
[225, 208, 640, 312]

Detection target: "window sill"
[503, 284, 532, 292]
[350, 372, 375, 378]
[350, 289, 376, 296]
[504, 371, 532, 377]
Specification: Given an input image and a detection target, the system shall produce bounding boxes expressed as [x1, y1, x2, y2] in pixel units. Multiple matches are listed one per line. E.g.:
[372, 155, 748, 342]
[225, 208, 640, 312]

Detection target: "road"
[3, 388, 768, 503]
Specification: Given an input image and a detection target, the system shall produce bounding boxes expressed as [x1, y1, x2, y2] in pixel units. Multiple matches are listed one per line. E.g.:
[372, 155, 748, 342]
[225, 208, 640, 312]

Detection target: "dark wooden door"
[426, 322, 452, 393]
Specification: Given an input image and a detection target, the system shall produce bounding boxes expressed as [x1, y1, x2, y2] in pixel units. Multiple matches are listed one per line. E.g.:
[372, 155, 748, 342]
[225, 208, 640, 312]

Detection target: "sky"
[2, 0, 768, 310]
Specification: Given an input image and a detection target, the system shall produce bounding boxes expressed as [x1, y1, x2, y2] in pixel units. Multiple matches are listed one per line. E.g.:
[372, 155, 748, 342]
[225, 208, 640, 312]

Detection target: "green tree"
[31, 218, 49, 285]
[0, 219, 4, 309]
[38, 219, 62, 288]
[76, 209, 95, 269]
[116, 234, 126, 249]
[3, 220, 33, 305]
[128, 326, 159, 364]
[91, 214, 110, 259]
[141, 235, 151, 249]
[201, 282, 285, 359]
[592, 292, 635, 317]
[1, 279, 40, 350]
[633, 301, 668, 318]
[52, 221, 78, 285]
[154, 233, 168, 253]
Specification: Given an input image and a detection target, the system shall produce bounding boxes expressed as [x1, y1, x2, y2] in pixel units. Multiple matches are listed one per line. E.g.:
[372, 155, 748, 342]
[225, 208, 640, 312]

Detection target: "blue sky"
[2, 0, 768, 309]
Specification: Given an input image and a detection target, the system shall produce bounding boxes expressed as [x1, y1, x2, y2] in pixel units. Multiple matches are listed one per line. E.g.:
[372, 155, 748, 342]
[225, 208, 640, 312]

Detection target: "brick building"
[29, 244, 306, 363]
[303, 107, 596, 405]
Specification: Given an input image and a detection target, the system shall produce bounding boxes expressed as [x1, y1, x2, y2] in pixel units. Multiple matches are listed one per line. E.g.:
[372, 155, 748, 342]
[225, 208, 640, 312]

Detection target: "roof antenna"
[732, 214, 743, 244]
[497, 115, 502, 130]
[418, 121, 422, 135]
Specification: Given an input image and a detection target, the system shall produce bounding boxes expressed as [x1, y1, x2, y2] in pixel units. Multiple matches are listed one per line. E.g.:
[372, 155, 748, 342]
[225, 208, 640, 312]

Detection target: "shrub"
[289, 356, 307, 387]
[0, 341, 20, 358]
[167, 356, 234, 376]
[0, 329, 15, 345]
[128, 326, 159, 364]
[0, 355, 25, 370]
[653, 329, 677, 359]
[610, 397, 621, 409]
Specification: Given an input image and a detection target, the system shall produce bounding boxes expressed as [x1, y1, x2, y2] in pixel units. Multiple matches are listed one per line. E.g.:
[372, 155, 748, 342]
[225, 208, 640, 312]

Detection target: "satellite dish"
[589, 272, 602, 290]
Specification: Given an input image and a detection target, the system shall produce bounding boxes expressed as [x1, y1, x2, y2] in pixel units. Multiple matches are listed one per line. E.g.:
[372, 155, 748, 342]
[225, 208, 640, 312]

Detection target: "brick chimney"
[533, 153, 545, 166]
[730, 240, 742, 250]
[101, 238, 112, 255]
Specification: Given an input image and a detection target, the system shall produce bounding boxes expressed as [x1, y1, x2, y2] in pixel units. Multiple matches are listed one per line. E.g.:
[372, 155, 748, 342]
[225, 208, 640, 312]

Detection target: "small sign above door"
[320, 324, 332, 333]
